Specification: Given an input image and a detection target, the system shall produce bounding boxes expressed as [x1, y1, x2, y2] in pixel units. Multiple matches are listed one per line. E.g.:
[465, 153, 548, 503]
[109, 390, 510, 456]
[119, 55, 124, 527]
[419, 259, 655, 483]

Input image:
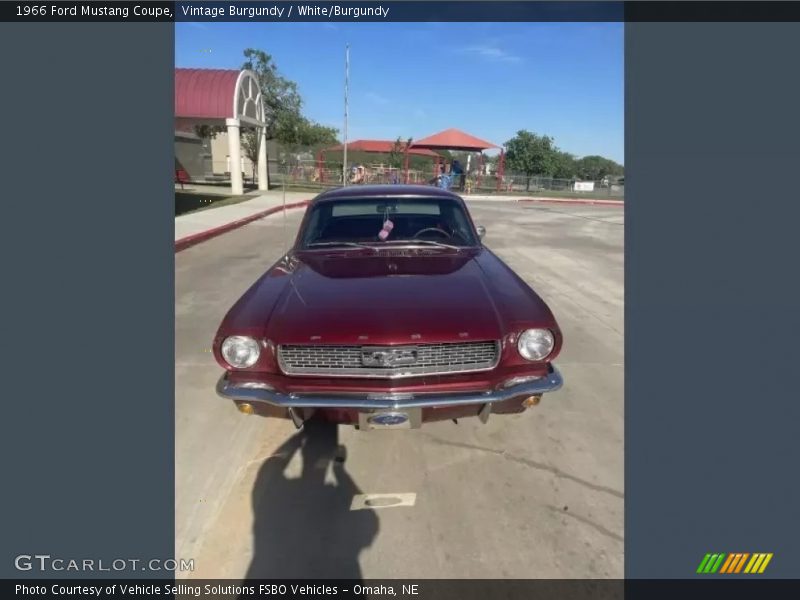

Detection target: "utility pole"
[343, 43, 349, 186]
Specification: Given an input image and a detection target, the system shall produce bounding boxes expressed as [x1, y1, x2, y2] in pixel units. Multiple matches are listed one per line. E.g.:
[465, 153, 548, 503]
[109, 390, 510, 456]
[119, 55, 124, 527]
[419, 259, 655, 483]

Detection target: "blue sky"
[176, 22, 623, 163]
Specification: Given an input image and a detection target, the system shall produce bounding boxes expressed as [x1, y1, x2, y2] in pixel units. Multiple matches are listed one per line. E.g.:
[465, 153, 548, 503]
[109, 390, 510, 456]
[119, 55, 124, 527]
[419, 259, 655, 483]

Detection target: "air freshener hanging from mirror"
[378, 218, 394, 240]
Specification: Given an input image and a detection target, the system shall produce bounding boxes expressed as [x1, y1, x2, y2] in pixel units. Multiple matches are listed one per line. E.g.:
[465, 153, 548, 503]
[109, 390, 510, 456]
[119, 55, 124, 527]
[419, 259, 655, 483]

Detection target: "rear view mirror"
[476, 225, 486, 239]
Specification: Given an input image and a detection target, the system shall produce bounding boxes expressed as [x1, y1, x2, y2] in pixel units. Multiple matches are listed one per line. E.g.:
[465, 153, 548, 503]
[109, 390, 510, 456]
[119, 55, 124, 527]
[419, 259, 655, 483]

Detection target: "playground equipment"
[306, 130, 506, 190]
[317, 140, 441, 185]
[410, 128, 505, 192]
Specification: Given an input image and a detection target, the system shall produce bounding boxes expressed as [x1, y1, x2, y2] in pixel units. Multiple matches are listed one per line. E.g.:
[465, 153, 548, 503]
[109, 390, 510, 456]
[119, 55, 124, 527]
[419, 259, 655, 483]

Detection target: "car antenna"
[282, 160, 287, 249]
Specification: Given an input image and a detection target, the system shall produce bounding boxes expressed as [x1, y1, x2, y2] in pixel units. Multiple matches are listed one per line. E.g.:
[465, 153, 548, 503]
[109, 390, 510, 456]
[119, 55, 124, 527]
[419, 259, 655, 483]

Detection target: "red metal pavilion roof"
[411, 128, 499, 152]
[324, 139, 441, 157]
[174, 68, 241, 120]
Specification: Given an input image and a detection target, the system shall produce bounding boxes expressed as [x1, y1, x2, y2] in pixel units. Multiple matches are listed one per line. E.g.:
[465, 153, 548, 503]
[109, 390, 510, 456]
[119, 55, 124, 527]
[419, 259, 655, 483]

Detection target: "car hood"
[264, 250, 505, 345]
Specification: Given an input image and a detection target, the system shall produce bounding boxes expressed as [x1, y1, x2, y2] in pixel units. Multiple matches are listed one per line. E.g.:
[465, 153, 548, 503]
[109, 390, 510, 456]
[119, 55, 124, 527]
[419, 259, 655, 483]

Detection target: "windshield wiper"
[381, 239, 463, 251]
[304, 241, 377, 251]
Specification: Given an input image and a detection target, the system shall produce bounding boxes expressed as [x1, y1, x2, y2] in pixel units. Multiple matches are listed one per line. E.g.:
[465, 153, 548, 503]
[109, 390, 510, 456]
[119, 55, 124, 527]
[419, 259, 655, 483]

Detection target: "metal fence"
[176, 158, 624, 199]
[488, 173, 624, 198]
[272, 161, 433, 187]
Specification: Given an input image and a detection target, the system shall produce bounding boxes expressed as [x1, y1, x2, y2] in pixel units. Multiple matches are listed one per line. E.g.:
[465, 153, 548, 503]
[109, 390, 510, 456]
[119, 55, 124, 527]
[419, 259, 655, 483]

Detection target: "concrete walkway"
[175, 190, 311, 242]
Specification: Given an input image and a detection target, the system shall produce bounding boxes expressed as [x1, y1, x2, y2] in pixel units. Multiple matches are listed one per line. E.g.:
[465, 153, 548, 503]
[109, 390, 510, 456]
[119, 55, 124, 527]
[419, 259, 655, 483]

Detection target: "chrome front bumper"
[216, 364, 564, 410]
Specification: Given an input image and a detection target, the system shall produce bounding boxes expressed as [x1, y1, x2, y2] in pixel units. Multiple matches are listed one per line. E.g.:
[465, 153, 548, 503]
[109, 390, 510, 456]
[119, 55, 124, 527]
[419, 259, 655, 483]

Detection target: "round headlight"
[221, 336, 261, 368]
[517, 329, 555, 361]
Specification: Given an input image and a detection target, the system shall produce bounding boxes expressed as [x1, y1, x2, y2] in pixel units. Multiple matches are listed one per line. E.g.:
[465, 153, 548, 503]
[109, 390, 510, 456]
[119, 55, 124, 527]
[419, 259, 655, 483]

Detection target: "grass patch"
[175, 192, 254, 216]
[270, 184, 329, 194]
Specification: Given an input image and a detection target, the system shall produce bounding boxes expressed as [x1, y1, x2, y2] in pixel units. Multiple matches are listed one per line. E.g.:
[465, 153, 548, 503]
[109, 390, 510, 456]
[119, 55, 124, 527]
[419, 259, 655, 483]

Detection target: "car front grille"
[277, 340, 500, 378]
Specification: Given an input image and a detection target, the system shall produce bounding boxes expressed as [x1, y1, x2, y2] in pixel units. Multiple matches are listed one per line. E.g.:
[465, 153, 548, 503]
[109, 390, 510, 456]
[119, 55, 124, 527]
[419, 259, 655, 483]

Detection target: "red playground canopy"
[411, 128, 499, 152]
[410, 128, 505, 190]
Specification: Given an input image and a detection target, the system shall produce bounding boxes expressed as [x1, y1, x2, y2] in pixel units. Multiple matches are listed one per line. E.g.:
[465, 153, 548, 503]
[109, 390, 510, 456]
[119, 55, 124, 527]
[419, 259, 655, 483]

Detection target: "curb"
[516, 197, 624, 207]
[175, 200, 310, 253]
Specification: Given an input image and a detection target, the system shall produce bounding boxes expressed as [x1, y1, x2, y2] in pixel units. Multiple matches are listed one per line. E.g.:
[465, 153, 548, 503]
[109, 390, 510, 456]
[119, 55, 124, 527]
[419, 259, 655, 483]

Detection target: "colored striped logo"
[696, 553, 773, 574]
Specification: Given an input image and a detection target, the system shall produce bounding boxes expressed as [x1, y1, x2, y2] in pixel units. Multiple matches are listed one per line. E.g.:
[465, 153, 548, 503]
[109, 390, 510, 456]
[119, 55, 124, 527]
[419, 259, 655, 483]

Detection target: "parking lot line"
[351, 493, 417, 511]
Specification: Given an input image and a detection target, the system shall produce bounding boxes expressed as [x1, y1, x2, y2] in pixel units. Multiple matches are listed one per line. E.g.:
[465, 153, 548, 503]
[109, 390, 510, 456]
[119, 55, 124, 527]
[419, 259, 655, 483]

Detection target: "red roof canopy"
[411, 128, 499, 152]
[324, 139, 440, 157]
[175, 68, 240, 120]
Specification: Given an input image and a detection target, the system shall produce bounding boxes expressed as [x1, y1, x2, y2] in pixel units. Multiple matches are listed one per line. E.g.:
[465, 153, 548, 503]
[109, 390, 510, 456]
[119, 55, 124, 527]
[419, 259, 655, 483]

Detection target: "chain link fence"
[485, 173, 624, 198]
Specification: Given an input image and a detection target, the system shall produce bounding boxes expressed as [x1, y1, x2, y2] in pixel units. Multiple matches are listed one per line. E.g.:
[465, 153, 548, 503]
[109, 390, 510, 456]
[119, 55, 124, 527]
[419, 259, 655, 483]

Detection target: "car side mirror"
[476, 225, 486, 240]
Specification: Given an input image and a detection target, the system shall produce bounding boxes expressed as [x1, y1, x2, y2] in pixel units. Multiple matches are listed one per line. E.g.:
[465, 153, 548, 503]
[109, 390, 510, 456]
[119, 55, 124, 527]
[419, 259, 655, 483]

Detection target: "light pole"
[343, 43, 349, 186]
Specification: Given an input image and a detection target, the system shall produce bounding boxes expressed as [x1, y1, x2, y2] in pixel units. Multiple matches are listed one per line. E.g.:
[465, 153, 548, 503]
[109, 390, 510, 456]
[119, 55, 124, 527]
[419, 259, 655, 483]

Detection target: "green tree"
[242, 48, 302, 140]
[504, 130, 558, 190]
[574, 155, 624, 181]
[193, 124, 220, 140]
[240, 49, 340, 183]
[273, 116, 338, 151]
[389, 137, 412, 169]
[552, 151, 578, 180]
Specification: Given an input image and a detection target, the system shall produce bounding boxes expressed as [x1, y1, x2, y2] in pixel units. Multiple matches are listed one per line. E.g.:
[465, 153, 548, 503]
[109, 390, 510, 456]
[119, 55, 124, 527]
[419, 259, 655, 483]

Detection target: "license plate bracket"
[358, 407, 422, 430]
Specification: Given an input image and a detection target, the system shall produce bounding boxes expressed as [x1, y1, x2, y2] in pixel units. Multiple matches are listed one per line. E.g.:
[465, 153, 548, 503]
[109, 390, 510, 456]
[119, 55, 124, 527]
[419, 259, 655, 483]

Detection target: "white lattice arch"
[225, 69, 268, 194]
[233, 69, 266, 127]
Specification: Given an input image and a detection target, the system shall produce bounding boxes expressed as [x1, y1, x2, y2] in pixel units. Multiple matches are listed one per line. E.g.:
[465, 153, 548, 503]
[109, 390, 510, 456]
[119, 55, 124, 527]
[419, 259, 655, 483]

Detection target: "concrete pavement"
[175, 187, 623, 250]
[174, 201, 624, 579]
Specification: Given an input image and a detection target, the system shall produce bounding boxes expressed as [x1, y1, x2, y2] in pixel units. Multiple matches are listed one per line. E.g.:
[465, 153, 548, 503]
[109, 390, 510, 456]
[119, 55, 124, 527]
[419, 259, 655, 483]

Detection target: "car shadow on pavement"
[243, 418, 379, 580]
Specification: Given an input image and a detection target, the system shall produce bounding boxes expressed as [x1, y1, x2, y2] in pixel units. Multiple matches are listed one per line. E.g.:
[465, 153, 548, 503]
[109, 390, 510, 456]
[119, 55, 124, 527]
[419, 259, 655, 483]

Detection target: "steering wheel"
[413, 227, 452, 239]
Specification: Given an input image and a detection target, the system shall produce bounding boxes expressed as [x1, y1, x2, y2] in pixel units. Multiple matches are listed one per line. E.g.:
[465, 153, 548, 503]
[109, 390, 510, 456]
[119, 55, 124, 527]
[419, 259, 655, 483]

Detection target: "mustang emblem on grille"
[361, 346, 418, 367]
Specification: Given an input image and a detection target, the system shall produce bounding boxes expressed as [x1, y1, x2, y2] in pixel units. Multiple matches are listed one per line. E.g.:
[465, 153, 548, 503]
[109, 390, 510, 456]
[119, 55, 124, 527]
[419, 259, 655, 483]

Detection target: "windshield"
[298, 197, 479, 249]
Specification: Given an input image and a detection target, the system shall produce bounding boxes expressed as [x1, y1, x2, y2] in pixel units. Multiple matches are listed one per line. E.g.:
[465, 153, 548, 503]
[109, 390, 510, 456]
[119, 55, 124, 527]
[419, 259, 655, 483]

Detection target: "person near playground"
[350, 164, 366, 184]
[438, 164, 452, 189]
[451, 159, 465, 191]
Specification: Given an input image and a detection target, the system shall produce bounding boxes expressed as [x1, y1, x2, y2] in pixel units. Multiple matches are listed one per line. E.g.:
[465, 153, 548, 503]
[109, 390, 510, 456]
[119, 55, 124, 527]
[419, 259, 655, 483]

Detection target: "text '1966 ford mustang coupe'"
[213, 185, 563, 430]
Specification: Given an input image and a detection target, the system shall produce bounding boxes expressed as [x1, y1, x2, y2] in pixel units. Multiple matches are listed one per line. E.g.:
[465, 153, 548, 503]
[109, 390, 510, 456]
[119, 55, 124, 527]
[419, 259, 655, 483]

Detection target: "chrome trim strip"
[216, 364, 563, 410]
[276, 341, 501, 379]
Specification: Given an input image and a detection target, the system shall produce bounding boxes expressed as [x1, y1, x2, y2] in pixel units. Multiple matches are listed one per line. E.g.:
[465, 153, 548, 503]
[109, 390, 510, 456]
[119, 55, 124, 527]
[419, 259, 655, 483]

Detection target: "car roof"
[311, 184, 464, 204]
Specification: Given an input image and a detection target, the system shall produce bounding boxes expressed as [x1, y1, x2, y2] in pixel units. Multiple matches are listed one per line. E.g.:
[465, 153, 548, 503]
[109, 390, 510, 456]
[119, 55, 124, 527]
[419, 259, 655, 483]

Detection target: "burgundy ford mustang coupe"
[213, 185, 563, 430]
